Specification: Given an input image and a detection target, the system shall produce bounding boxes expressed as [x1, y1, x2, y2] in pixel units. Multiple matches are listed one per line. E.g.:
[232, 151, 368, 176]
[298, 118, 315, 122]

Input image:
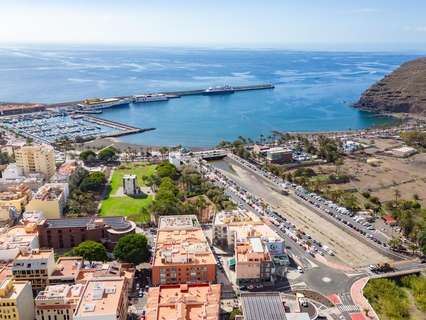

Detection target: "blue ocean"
[0, 46, 421, 146]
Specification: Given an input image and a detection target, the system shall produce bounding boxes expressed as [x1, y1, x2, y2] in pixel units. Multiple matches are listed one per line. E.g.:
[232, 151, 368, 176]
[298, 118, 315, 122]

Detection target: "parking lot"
[213, 156, 393, 267]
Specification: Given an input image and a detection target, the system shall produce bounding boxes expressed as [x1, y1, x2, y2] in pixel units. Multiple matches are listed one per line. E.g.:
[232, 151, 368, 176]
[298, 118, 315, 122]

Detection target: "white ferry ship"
[203, 85, 235, 95]
[77, 98, 129, 110]
[133, 93, 169, 103]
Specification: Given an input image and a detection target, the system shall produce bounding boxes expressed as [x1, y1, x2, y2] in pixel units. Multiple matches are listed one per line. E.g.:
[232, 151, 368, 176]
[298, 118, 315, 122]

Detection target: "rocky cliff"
[354, 57, 426, 114]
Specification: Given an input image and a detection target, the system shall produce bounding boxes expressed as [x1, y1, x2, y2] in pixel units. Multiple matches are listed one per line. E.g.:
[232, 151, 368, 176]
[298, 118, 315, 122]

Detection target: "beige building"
[15, 144, 56, 179]
[12, 249, 56, 293]
[35, 283, 84, 320]
[0, 184, 32, 213]
[0, 224, 39, 262]
[235, 237, 273, 285]
[26, 183, 69, 219]
[0, 278, 35, 320]
[73, 278, 128, 320]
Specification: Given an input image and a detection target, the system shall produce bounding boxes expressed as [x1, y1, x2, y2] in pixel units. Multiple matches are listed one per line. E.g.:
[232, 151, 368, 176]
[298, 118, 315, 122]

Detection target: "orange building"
[152, 215, 216, 286]
[145, 283, 221, 320]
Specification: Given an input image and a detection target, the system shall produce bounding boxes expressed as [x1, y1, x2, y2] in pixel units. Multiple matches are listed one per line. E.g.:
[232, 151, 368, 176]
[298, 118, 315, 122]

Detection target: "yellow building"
[26, 183, 69, 219]
[15, 144, 56, 179]
[0, 185, 32, 214]
[0, 278, 34, 320]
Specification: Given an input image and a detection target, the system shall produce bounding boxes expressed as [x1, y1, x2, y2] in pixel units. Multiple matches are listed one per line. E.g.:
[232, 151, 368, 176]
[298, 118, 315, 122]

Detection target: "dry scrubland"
[304, 138, 426, 206]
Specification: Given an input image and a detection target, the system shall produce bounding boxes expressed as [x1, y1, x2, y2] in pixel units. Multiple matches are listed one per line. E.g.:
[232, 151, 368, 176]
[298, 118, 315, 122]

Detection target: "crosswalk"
[337, 304, 361, 313]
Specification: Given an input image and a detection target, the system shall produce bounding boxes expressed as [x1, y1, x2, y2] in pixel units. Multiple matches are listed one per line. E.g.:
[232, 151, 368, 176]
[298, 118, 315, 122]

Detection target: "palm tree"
[388, 237, 401, 249]
[159, 147, 169, 160]
[393, 189, 401, 203]
[408, 243, 418, 255]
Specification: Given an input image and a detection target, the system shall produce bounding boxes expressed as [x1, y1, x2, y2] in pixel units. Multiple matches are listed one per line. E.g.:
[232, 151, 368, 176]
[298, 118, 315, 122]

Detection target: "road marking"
[322, 276, 332, 283]
[336, 304, 360, 313]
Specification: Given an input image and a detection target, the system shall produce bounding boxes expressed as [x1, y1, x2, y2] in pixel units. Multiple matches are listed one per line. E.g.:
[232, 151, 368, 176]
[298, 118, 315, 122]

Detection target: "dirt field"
[220, 160, 392, 268]
[310, 143, 426, 206]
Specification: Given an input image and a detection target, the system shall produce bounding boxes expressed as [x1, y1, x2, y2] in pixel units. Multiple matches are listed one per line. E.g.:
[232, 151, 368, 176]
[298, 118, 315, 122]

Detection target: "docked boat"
[132, 93, 169, 103]
[77, 98, 129, 110]
[203, 85, 235, 95]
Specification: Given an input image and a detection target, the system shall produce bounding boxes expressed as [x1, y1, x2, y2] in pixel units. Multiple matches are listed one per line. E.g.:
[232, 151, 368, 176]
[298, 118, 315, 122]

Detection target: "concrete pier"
[47, 83, 275, 109]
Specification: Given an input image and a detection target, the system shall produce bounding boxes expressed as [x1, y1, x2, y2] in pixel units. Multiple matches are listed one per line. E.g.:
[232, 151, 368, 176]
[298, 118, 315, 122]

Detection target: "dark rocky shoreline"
[354, 57, 426, 114]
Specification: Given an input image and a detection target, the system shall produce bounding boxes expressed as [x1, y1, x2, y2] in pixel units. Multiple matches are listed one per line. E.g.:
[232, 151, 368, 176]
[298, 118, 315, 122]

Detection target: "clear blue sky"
[1, 0, 426, 50]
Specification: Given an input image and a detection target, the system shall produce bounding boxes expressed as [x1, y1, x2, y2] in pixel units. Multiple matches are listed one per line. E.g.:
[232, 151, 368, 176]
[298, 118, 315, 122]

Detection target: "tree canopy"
[113, 234, 150, 264]
[97, 147, 118, 162]
[67, 240, 108, 262]
[79, 150, 97, 163]
[80, 171, 106, 192]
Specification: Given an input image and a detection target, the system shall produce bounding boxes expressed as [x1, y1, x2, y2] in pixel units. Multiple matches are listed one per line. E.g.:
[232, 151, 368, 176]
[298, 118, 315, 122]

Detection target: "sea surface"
[0, 46, 421, 146]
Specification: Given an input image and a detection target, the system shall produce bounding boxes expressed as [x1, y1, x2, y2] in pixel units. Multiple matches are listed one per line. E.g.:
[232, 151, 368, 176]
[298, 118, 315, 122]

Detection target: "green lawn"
[99, 162, 156, 223]
[109, 163, 156, 194]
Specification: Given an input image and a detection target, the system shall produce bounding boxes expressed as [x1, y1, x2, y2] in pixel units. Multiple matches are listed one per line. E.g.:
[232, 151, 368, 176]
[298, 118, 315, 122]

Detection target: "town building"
[0, 184, 32, 213]
[213, 209, 261, 249]
[14, 144, 56, 178]
[235, 238, 273, 285]
[390, 146, 417, 158]
[152, 215, 216, 286]
[1, 164, 24, 180]
[73, 278, 128, 320]
[26, 183, 69, 219]
[48, 257, 84, 285]
[51, 161, 78, 183]
[0, 206, 19, 226]
[252, 144, 270, 156]
[122, 174, 140, 196]
[37, 216, 136, 250]
[0, 224, 39, 262]
[35, 283, 84, 320]
[0, 278, 34, 320]
[168, 152, 183, 169]
[145, 283, 221, 320]
[266, 147, 293, 164]
[12, 249, 56, 294]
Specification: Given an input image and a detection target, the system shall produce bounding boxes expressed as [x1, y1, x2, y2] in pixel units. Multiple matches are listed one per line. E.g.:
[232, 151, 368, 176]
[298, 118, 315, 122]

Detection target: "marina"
[0, 111, 147, 144]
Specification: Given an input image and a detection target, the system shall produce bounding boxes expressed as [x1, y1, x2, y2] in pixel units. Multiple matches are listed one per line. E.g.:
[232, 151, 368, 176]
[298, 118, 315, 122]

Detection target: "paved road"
[188, 155, 425, 320]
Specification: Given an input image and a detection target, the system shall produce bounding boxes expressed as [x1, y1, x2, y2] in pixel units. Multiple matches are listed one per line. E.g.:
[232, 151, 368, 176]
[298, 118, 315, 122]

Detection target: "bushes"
[401, 275, 426, 312]
[364, 278, 409, 319]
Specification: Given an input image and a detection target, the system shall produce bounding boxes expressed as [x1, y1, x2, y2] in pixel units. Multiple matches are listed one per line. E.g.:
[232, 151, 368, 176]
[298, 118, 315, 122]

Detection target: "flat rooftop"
[145, 283, 221, 320]
[229, 223, 280, 242]
[33, 184, 66, 201]
[236, 239, 270, 263]
[154, 228, 215, 266]
[0, 225, 38, 251]
[74, 278, 126, 318]
[35, 283, 84, 304]
[15, 249, 53, 261]
[50, 257, 83, 280]
[158, 215, 200, 230]
[41, 216, 134, 231]
[214, 209, 260, 225]
[0, 279, 30, 299]
[240, 292, 287, 320]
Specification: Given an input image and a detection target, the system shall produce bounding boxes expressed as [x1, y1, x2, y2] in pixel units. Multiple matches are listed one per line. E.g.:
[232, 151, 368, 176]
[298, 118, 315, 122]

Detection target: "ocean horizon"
[0, 47, 421, 146]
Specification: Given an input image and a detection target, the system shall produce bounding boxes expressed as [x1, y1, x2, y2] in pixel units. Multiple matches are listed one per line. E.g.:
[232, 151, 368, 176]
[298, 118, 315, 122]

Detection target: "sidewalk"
[350, 277, 379, 320]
